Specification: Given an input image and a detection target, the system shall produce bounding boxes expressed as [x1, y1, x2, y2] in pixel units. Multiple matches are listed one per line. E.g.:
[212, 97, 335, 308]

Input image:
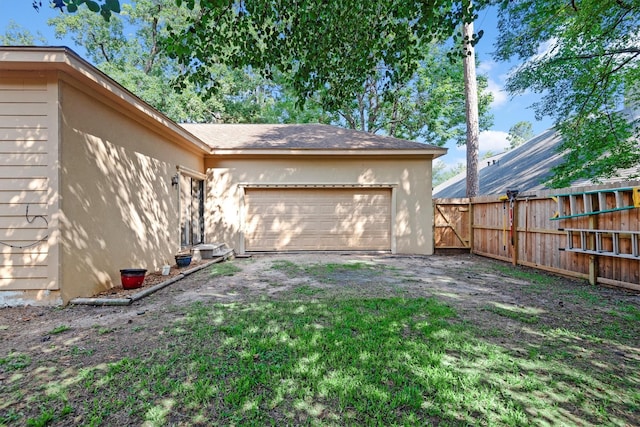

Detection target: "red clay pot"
[120, 269, 147, 289]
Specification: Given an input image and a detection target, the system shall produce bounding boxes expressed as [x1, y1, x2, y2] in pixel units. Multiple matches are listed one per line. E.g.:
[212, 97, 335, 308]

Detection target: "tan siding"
[0, 76, 48, 90]
[0, 72, 51, 292]
[0, 102, 49, 116]
[0, 140, 48, 153]
[0, 178, 48, 191]
[245, 188, 391, 251]
[0, 154, 48, 166]
[0, 166, 48, 179]
[0, 128, 49, 141]
[0, 116, 47, 128]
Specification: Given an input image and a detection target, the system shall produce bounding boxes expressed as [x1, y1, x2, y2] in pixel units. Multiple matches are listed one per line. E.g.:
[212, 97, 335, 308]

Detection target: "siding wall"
[0, 71, 58, 300]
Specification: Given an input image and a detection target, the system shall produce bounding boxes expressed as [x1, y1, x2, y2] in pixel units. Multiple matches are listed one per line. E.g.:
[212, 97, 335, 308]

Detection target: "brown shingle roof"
[180, 123, 446, 152]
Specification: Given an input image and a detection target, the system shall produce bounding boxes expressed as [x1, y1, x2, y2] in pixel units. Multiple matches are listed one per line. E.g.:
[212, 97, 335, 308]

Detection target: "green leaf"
[86, 1, 100, 12]
[105, 0, 120, 13]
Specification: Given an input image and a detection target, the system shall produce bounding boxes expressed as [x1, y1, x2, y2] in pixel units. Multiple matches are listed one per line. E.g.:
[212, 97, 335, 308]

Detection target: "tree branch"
[553, 47, 640, 62]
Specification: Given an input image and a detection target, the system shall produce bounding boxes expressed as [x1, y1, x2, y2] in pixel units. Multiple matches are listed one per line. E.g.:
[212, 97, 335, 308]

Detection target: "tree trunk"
[463, 10, 480, 198]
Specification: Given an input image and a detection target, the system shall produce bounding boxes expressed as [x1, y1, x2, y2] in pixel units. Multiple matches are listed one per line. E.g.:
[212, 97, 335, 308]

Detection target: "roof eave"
[207, 148, 448, 157]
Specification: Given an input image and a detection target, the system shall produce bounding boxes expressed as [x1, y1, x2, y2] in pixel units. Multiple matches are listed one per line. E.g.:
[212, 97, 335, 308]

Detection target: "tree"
[43, 0, 121, 20]
[462, 0, 480, 197]
[328, 49, 493, 146]
[48, 1, 287, 123]
[493, 0, 640, 187]
[0, 20, 47, 45]
[506, 121, 534, 150]
[433, 161, 466, 187]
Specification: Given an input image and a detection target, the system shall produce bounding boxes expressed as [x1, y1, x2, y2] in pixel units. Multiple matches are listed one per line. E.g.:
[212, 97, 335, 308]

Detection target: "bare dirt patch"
[1, 253, 638, 425]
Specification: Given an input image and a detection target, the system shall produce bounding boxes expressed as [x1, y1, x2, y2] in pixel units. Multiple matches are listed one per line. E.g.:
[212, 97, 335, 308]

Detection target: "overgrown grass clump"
[209, 262, 241, 277]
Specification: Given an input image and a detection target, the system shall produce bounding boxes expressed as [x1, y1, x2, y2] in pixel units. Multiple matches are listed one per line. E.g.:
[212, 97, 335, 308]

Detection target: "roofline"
[0, 46, 211, 155]
[207, 148, 448, 157]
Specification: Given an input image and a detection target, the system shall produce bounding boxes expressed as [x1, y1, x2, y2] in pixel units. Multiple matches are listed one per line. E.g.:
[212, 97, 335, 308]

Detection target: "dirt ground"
[1, 252, 639, 424]
[1, 252, 638, 354]
[3, 253, 638, 336]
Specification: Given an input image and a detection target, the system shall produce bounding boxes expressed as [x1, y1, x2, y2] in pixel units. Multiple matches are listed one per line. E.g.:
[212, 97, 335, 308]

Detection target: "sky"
[2, 2, 554, 170]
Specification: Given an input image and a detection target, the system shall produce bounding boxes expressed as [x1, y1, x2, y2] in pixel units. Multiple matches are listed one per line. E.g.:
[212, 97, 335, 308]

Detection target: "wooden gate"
[433, 198, 471, 250]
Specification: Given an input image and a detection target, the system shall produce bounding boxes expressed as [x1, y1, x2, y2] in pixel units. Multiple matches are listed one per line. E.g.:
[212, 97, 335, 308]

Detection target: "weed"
[271, 260, 300, 275]
[0, 410, 22, 425]
[70, 346, 95, 357]
[568, 288, 605, 305]
[48, 325, 70, 335]
[615, 304, 640, 321]
[26, 407, 55, 427]
[293, 285, 322, 296]
[95, 327, 114, 335]
[0, 352, 31, 370]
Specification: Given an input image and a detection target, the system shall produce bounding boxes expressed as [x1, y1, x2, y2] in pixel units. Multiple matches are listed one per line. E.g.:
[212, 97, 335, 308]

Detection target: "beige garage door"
[244, 188, 391, 251]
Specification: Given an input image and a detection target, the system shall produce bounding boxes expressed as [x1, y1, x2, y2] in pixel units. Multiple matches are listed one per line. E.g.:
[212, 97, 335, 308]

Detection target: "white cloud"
[479, 130, 509, 153]
[486, 78, 508, 108]
[478, 60, 508, 108]
[477, 60, 496, 74]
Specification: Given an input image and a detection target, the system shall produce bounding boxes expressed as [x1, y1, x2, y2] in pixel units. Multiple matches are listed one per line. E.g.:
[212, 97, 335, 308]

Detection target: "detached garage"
[183, 124, 446, 255]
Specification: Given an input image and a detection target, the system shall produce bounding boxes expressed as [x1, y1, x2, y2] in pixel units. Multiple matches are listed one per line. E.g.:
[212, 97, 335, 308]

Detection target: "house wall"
[58, 76, 203, 303]
[0, 70, 61, 306]
[204, 156, 435, 255]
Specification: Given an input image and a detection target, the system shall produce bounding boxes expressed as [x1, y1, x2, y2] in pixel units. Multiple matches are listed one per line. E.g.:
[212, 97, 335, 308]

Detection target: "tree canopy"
[319, 48, 492, 146]
[0, 20, 47, 45]
[493, 0, 640, 187]
[506, 121, 534, 150]
[42, 0, 489, 146]
[163, 1, 478, 112]
[47, 1, 299, 123]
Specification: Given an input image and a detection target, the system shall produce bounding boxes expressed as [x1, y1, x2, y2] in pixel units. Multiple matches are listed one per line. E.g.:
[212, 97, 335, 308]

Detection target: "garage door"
[244, 188, 391, 251]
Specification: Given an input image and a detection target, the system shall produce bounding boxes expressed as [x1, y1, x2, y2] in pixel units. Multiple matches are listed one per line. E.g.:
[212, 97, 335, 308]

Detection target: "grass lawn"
[1, 259, 638, 426]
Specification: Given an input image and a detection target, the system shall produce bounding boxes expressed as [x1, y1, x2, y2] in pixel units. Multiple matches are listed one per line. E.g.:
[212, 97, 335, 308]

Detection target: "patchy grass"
[272, 260, 383, 284]
[492, 263, 557, 287]
[483, 304, 541, 324]
[0, 352, 31, 370]
[5, 295, 638, 426]
[209, 262, 242, 278]
[47, 325, 70, 335]
[1, 258, 638, 426]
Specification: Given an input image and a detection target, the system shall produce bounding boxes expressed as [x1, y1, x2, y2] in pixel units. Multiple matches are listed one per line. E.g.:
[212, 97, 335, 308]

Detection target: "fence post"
[588, 214, 599, 285]
[512, 199, 519, 266]
[469, 199, 474, 253]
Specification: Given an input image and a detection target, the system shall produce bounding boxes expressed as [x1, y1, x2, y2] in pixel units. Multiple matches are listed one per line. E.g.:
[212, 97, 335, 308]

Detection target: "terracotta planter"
[120, 269, 147, 289]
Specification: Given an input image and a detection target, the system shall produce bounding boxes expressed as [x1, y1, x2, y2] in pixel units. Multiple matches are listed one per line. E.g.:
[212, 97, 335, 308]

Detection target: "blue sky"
[2, 2, 554, 169]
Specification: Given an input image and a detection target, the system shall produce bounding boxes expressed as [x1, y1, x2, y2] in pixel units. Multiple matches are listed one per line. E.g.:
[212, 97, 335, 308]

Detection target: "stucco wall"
[58, 78, 203, 302]
[204, 156, 434, 255]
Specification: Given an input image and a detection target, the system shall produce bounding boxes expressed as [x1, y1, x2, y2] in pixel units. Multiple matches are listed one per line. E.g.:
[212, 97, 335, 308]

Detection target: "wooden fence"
[434, 181, 640, 292]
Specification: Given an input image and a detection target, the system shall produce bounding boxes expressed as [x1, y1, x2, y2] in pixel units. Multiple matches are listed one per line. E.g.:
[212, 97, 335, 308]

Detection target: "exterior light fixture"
[171, 174, 179, 187]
